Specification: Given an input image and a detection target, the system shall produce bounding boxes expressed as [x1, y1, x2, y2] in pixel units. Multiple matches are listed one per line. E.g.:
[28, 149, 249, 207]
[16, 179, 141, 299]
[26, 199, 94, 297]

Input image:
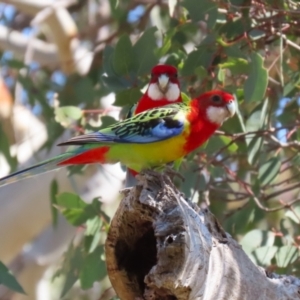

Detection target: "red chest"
[184, 108, 219, 153]
[135, 98, 180, 114]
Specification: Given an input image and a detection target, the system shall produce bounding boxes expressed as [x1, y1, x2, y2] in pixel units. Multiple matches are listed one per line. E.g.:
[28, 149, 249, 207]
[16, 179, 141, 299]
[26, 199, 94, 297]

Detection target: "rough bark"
[105, 171, 300, 300]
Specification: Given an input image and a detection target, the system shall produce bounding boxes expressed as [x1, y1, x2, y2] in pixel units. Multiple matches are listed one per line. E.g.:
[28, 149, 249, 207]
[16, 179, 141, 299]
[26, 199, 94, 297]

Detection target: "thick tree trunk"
[105, 171, 300, 300]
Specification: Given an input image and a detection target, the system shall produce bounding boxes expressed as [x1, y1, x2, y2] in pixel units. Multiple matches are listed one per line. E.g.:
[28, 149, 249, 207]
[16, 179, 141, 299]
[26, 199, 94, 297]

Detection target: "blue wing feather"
[59, 115, 185, 146]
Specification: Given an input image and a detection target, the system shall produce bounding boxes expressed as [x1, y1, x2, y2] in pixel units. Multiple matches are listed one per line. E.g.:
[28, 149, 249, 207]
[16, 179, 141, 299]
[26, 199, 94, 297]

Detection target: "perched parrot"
[125, 64, 183, 186]
[133, 64, 182, 115]
[0, 90, 236, 187]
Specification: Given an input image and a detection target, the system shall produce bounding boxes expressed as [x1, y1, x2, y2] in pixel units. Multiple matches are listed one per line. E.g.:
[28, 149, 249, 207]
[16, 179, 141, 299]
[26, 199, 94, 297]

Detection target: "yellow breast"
[109, 133, 187, 171]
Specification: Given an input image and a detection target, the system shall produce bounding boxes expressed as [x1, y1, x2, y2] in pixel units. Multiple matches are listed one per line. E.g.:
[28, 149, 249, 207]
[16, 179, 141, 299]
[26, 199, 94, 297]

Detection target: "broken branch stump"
[105, 171, 300, 300]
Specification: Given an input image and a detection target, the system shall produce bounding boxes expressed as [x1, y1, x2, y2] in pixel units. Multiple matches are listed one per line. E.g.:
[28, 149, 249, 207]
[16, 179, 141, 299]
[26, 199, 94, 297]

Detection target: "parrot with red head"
[0, 90, 236, 187]
[134, 64, 182, 114]
[125, 64, 183, 186]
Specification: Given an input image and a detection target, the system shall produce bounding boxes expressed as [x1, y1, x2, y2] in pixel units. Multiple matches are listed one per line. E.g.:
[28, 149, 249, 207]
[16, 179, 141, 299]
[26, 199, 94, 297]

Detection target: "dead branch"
[105, 171, 300, 300]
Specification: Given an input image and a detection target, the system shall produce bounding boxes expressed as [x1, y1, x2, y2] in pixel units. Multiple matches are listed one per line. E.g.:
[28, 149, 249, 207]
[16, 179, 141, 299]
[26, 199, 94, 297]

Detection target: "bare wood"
[105, 171, 300, 300]
[0, 25, 59, 69]
[1, 0, 93, 75]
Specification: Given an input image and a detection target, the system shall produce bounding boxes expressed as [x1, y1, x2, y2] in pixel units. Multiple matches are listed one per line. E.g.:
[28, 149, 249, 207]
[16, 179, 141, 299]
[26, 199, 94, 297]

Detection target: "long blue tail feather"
[0, 152, 73, 187]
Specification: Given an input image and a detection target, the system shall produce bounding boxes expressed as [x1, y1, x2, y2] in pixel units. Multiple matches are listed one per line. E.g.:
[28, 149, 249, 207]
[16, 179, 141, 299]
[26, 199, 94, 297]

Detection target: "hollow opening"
[115, 222, 157, 293]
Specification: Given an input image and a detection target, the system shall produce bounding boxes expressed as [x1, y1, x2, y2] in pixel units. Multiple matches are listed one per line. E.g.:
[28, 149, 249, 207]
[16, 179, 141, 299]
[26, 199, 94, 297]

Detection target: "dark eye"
[173, 73, 178, 78]
[211, 94, 222, 103]
[151, 73, 155, 78]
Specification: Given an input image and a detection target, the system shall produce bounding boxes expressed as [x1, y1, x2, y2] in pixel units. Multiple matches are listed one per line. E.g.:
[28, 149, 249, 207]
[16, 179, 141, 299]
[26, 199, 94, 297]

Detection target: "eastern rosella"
[126, 64, 182, 186]
[133, 64, 182, 115]
[0, 90, 236, 187]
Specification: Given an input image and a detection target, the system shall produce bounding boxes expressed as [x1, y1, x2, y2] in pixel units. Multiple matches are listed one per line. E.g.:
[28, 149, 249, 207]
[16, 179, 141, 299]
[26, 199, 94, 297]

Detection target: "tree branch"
[1, 0, 93, 75]
[0, 25, 59, 68]
[105, 171, 300, 300]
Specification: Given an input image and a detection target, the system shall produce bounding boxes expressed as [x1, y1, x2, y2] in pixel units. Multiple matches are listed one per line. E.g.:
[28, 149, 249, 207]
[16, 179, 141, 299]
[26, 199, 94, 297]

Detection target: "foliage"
[0, 261, 25, 295]
[1, 0, 300, 298]
[53, 192, 109, 297]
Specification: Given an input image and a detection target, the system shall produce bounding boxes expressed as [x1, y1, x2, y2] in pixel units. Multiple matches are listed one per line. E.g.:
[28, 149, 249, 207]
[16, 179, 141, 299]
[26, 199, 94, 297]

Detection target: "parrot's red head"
[195, 90, 236, 125]
[147, 64, 181, 102]
[184, 90, 236, 153]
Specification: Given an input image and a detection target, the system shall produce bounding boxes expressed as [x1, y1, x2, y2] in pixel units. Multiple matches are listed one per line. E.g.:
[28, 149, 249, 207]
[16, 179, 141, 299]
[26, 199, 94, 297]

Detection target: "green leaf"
[219, 136, 238, 153]
[285, 206, 300, 224]
[180, 162, 204, 198]
[84, 231, 102, 254]
[85, 217, 102, 253]
[133, 27, 158, 75]
[5, 59, 27, 69]
[279, 218, 294, 245]
[115, 87, 143, 107]
[219, 57, 249, 75]
[73, 77, 95, 104]
[0, 124, 18, 172]
[181, 47, 214, 76]
[194, 66, 208, 80]
[50, 179, 59, 227]
[54, 106, 82, 127]
[245, 109, 264, 165]
[85, 216, 102, 236]
[99, 115, 116, 129]
[240, 229, 275, 255]
[252, 246, 278, 266]
[244, 53, 268, 102]
[235, 100, 246, 132]
[113, 35, 135, 76]
[206, 134, 238, 154]
[224, 44, 247, 59]
[219, 19, 251, 41]
[258, 157, 281, 186]
[79, 246, 106, 290]
[217, 68, 225, 83]
[247, 136, 263, 166]
[56, 192, 87, 209]
[56, 193, 101, 226]
[57, 243, 83, 298]
[0, 261, 25, 294]
[102, 75, 130, 91]
[156, 28, 177, 57]
[183, 0, 218, 28]
[181, 92, 191, 104]
[103, 46, 115, 76]
[275, 245, 299, 268]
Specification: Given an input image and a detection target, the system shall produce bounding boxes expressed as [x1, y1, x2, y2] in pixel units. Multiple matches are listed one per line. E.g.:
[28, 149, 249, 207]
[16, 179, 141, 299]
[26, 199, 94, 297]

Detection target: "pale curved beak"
[226, 101, 236, 117]
[158, 74, 169, 91]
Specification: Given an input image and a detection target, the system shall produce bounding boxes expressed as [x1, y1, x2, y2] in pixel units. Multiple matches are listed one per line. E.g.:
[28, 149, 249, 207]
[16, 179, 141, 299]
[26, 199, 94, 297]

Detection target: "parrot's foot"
[148, 164, 184, 182]
[163, 165, 185, 182]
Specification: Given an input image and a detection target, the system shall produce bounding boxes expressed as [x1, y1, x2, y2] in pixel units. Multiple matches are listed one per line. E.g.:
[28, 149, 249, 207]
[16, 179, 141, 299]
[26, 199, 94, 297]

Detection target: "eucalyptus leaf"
[79, 246, 107, 290]
[240, 229, 275, 255]
[55, 106, 82, 127]
[133, 27, 158, 75]
[252, 246, 278, 266]
[258, 157, 281, 186]
[0, 261, 25, 294]
[113, 35, 135, 76]
[244, 53, 268, 102]
[183, 0, 218, 27]
[275, 245, 299, 268]
[115, 87, 143, 107]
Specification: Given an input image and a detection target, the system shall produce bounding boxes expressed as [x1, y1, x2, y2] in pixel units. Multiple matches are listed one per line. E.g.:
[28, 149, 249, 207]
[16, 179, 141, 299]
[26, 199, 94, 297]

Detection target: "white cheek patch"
[147, 82, 180, 101]
[206, 106, 229, 125]
[148, 83, 164, 100]
[166, 83, 180, 102]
